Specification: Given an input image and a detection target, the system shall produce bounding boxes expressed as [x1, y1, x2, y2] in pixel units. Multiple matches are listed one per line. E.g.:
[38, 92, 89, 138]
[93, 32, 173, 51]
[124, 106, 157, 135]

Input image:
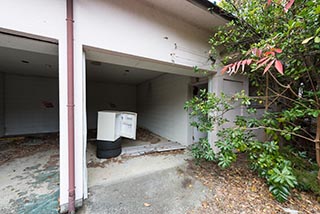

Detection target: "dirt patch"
[0, 133, 59, 166]
[87, 157, 124, 168]
[136, 128, 161, 144]
[186, 153, 320, 214]
[182, 177, 193, 189]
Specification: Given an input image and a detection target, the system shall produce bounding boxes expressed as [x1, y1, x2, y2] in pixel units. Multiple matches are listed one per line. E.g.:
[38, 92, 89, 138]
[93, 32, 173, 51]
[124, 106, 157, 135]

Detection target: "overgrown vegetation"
[185, 0, 320, 202]
[185, 90, 298, 202]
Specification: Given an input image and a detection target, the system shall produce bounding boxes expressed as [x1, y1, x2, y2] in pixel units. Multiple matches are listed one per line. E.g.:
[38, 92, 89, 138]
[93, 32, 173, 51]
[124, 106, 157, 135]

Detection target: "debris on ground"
[135, 128, 161, 144]
[186, 153, 320, 214]
[87, 144, 185, 168]
[0, 133, 59, 166]
[0, 133, 60, 214]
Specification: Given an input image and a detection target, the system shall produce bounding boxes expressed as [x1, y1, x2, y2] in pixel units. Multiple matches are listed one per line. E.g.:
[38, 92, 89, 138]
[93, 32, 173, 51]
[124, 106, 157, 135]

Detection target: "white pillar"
[59, 37, 69, 207]
[74, 41, 85, 204]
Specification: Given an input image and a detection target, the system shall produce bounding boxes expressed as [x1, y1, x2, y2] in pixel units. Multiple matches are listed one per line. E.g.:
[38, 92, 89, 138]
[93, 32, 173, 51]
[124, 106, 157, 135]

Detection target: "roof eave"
[187, 0, 236, 22]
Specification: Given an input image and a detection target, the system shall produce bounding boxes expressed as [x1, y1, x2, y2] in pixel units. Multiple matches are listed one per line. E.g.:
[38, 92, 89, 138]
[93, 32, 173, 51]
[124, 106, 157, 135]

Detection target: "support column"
[0, 72, 5, 137]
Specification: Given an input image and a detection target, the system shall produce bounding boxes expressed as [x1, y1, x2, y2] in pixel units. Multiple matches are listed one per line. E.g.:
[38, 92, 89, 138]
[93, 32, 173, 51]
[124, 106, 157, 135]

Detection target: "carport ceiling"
[87, 60, 163, 85]
[0, 46, 58, 77]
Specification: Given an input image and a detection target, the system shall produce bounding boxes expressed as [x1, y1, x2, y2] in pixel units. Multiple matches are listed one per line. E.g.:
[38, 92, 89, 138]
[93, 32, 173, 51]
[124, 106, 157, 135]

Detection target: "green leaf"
[314, 37, 320, 43]
[315, 5, 320, 14]
[302, 37, 314, 44]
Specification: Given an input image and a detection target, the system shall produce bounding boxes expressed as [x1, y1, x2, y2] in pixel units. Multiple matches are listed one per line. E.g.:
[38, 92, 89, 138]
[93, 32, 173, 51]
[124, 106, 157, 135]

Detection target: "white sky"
[208, 0, 222, 3]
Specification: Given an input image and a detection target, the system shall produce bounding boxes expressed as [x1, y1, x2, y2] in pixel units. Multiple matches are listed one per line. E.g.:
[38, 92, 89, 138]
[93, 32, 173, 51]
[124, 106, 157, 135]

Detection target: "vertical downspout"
[66, 0, 75, 213]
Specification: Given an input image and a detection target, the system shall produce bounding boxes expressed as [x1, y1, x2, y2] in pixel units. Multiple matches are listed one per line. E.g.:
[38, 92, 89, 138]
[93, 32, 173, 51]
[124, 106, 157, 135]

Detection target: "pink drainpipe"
[66, 0, 75, 213]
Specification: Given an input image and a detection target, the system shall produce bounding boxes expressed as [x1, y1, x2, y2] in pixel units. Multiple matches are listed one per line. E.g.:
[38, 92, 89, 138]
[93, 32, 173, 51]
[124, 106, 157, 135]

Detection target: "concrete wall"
[4, 74, 59, 135]
[86, 81, 136, 129]
[0, 73, 4, 137]
[137, 74, 191, 146]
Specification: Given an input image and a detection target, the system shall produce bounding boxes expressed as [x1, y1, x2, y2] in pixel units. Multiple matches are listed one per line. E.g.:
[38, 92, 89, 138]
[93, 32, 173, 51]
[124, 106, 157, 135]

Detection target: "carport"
[83, 46, 210, 185]
[0, 33, 60, 213]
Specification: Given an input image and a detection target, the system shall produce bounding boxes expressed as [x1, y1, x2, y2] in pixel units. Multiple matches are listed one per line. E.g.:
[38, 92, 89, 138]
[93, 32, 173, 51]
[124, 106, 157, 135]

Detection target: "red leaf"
[264, 51, 275, 56]
[267, 0, 272, 5]
[251, 48, 256, 56]
[257, 56, 269, 64]
[284, 0, 294, 12]
[274, 60, 284, 75]
[257, 58, 271, 69]
[235, 61, 242, 73]
[221, 65, 231, 74]
[263, 59, 275, 75]
[246, 59, 253, 65]
[230, 64, 236, 74]
[252, 48, 262, 57]
[273, 48, 282, 53]
[241, 60, 247, 72]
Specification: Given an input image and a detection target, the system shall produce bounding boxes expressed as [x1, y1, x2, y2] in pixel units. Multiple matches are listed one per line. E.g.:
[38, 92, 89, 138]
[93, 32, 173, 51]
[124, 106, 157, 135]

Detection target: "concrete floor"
[87, 128, 186, 157]
[81, 149, 210, 214]
[0, 130, 192, 214]
[0, 135, 59, 214]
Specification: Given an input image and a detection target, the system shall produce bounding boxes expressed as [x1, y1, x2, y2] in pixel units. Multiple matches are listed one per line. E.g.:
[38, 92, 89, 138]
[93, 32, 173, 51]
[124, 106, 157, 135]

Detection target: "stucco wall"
[137, 74, 191, 146]
[0, 73, 4, 137]
[86, 81, 137, 130]
[4, 74, 59, 136]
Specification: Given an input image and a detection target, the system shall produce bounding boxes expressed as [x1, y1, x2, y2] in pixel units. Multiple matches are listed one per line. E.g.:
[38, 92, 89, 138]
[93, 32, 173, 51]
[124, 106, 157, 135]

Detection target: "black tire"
[96, 147, 122, 159]
[97, 138, 122, 150]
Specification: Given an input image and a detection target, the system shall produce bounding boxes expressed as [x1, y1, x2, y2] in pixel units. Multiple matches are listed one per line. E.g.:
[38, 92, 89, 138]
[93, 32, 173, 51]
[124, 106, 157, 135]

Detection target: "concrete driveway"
[78, 150, 210, 214]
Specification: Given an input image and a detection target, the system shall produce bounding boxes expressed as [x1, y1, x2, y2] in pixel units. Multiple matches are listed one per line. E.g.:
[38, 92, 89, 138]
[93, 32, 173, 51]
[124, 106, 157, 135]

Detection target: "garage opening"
[86, 59, 192, 156]
[0, 33, 60, 213]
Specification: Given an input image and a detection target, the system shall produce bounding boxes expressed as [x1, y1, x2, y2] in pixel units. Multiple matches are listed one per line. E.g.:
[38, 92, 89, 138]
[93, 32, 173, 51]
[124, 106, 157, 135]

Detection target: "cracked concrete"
[0, 137, 59, 214]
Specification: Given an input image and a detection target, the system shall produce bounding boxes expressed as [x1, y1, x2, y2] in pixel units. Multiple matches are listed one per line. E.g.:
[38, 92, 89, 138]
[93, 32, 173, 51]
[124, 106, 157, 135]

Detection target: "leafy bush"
[185, 91, 297, 202]
[280, 146, 320, 197]
[191, 138, 216, 162]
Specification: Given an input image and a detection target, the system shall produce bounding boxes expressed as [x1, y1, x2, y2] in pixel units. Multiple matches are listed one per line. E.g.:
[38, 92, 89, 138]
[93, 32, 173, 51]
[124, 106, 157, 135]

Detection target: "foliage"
[280, 146, 320, 196]
[206, 0, 320, 200]
[211, 0, 320, 145]
[191, 138, 216, 162]
[187, 0, 320, 202]
[185, 91, 297, 202]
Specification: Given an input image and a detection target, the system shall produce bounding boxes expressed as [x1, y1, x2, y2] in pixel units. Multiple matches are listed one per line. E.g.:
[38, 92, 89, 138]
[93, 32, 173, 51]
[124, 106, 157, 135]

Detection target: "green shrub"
[280, 146, 320, 196]
[191, 138, 216, 162]
[185, 91, 298, 202]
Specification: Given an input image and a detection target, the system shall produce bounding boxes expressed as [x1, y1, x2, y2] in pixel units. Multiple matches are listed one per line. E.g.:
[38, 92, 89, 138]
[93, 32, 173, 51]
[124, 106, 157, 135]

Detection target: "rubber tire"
[96, 147, 122, 159]
[97, 138, 122, 150]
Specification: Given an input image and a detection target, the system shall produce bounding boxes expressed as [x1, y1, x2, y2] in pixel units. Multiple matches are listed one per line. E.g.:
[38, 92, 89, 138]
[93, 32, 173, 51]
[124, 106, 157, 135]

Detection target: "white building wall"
[0, 0, 227, 210]
[74, 0, 212, 70]
[86, 81, 136, 130]
[0, 72, 4, 137]
[0, 0, 70, 208]
[208, 70, 249, 153]
[73, 0, 215, 203]
[4, 74, 59, 135]
[137, 74, 191, 146]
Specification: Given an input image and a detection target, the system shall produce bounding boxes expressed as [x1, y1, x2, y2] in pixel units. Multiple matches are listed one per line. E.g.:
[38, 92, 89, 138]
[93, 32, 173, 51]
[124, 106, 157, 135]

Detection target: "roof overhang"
[141, 0, 235, 33]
